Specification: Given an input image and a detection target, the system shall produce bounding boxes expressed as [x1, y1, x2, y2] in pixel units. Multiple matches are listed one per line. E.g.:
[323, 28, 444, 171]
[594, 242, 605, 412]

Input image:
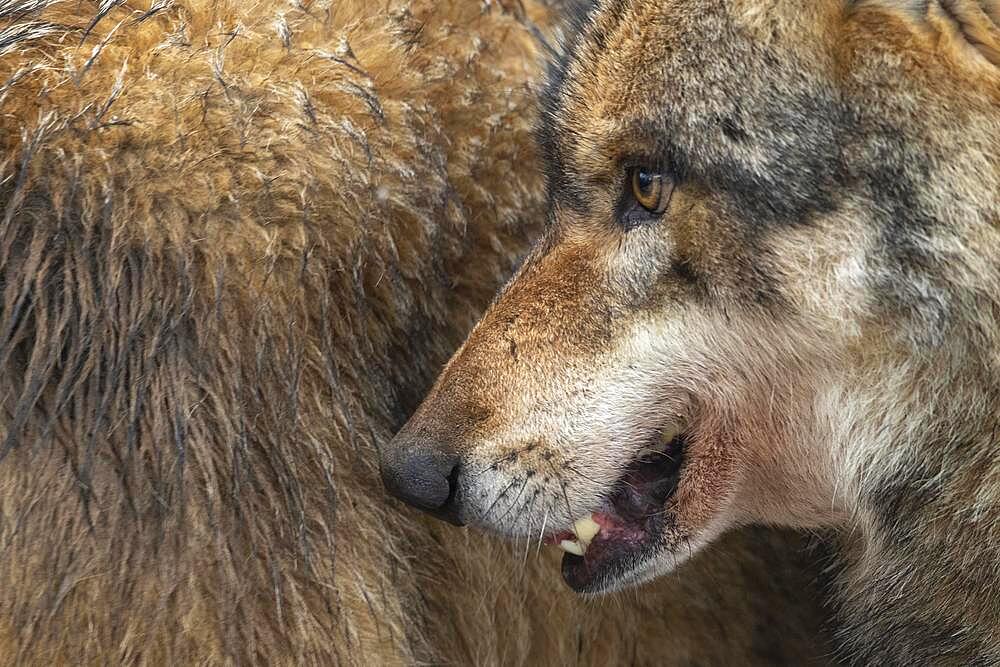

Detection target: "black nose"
[380, 442, 465, 525]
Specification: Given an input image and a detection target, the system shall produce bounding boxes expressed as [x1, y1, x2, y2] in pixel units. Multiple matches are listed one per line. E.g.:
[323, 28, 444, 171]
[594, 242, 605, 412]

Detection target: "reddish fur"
[0, 1, 830, 664]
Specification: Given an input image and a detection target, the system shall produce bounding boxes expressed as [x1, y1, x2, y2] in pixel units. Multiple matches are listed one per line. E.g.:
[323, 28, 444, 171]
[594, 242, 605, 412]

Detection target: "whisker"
[479, 476, 520, 523]
[536, 506, 550, 557]
[494, 477, 529, 526]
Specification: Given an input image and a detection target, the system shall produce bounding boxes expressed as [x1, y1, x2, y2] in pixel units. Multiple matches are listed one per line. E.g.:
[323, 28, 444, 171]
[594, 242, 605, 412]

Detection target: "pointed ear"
[854, 0, 1000, 67]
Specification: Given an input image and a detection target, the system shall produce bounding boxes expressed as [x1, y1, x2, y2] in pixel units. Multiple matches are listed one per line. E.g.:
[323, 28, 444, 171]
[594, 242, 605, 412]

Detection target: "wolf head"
[382, 0, 1000, 596]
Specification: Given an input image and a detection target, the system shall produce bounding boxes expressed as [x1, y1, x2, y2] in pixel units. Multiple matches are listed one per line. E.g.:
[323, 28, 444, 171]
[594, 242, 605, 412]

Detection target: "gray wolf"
[384, 1, 1000, 663]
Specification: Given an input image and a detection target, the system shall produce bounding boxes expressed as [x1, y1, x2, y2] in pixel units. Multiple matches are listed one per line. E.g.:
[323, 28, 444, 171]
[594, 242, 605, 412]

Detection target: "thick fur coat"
[0, 1, 829, 664]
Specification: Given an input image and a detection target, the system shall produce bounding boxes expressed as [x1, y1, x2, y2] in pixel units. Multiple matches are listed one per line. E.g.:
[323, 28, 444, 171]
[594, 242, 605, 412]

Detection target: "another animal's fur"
[391, 0, 1000, 664]
[0, 1, 830, 664]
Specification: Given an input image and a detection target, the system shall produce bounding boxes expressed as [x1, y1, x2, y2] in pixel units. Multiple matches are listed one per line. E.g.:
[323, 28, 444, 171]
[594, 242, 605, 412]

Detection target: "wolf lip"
[555, 433, 687, 592]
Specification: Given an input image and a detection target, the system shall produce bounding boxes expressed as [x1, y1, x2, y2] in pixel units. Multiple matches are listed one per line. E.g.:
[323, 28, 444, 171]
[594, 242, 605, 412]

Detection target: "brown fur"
[0, 1, 832, 664]
[389, 0, 1000, 663]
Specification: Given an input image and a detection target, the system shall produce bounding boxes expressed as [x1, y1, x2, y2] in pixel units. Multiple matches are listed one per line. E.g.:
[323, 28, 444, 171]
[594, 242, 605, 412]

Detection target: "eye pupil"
[637, 171, 655, 192]
[629, 167, 672, 216]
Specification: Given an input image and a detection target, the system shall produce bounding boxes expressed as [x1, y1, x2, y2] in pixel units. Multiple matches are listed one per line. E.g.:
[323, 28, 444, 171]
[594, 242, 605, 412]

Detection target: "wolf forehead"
[538, 0, 989, 223]
[538, 2, 846, 221]
[536, 0, 998, 330]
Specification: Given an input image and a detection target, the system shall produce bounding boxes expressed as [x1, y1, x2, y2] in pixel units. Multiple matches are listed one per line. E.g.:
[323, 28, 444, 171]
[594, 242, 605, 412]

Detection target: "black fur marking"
[669, 256, 702, 289]
[867, 459, 942, 540]
[719, 115, 749, 144]
[846, 106, 955, 343]
[684, 87, 850, 232]
[537, 89, 587, 213]
[536, 1, 605, 216]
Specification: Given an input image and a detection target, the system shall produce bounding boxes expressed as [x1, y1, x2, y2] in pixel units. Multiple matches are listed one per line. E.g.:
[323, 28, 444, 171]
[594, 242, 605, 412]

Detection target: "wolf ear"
[854, 0, 1000, 67]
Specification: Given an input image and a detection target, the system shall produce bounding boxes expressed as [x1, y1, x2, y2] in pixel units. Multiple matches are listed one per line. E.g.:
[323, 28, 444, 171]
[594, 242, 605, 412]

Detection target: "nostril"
[444, 461, 461, 509]
[380, 443, 465, 525]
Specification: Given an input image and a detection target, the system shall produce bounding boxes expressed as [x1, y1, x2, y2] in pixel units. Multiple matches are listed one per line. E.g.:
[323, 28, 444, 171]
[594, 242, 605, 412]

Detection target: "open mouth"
[545, 425, 687, 593]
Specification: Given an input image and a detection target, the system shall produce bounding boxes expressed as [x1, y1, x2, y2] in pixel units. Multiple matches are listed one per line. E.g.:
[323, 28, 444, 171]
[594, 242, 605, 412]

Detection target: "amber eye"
[630, 168, 673, 215]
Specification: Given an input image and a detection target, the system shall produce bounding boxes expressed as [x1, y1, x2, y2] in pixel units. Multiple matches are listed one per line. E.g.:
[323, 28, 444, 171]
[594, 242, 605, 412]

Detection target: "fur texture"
[0, 0, 830, 664]
[388, 0, 1000, 664]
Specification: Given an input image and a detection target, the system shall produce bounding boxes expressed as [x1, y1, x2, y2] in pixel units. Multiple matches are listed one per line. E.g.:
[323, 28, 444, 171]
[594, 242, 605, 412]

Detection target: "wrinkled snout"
[380, 428, 466, 525]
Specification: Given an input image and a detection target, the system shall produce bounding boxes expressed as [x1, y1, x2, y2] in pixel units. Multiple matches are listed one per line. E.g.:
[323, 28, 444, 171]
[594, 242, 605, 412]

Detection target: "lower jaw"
[560, 547, 655, 593]
[556, 436, 688, 591]
[560, 552, 624, 593]
[559, 520, 667, 593]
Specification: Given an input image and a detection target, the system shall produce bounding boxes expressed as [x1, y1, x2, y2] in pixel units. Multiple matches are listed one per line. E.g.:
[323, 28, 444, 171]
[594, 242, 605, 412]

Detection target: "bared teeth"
[573, 516, 601, 546]
[556, 514, 602, 556]
[558, 539, 584, 556]
[553, 426, 685, 559]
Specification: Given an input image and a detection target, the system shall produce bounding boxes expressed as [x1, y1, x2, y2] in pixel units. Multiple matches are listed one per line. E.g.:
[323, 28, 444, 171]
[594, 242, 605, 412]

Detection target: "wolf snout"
[380, 433, 466, 525]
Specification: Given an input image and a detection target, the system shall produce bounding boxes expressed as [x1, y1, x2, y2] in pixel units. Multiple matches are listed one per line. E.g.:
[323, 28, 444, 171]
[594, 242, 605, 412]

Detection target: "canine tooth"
[559, 539, 585, 556]
[573, 516, 601, 545]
